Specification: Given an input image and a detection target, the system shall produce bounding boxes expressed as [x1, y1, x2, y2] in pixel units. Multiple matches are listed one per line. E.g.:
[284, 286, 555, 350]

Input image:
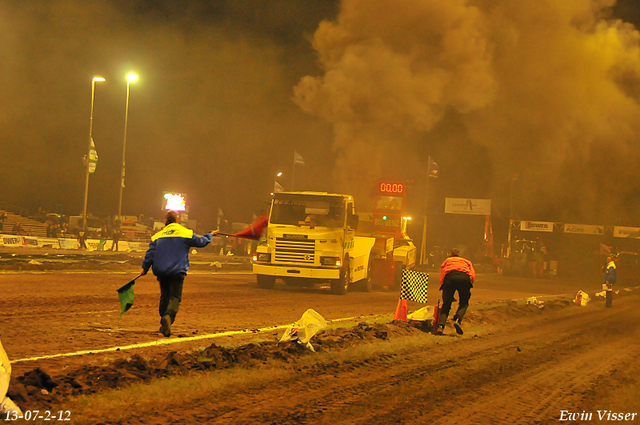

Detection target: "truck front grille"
[275, 238, 315, 264]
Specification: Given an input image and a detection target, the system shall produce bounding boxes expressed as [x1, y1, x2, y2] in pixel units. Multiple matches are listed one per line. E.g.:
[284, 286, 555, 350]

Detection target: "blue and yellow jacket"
[604, 260, 617, 284]
[142, 223, 213, 276]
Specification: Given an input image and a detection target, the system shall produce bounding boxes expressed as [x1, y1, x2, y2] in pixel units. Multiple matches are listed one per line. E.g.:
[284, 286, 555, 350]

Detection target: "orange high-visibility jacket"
[440, 256, 475, 289]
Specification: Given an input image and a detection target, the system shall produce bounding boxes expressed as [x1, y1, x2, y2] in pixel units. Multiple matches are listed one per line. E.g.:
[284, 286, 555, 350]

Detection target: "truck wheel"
[331, 257, 350, 295]
[256, 274, 276, 289]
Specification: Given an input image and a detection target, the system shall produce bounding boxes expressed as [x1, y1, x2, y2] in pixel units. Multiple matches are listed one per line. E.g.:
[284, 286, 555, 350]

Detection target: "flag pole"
[420, 155, 431, 265]
[291, 152, 296, 191]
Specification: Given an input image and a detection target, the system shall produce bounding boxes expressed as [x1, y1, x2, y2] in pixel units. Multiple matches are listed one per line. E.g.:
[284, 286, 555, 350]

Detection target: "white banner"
[128, 241, 143, 252]
[614, 226, 640, 239]
[86, 239, 109, 251]
[37, 238, 61, 248]
[520, 221, 554, 232]
[85, 239, 132, 251]
[58, 238, 80, 249]
[1, 235, 22, 247]
[564, 224, 604, 235]
[444, 198, 491, 215]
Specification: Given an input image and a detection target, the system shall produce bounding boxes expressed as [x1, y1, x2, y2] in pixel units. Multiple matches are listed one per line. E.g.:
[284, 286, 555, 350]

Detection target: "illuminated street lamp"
[117, 73, 138, 220]
[81, 76, 106, 232]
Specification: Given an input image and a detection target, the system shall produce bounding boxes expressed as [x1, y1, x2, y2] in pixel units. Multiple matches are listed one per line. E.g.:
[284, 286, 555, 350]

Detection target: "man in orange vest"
[437, 248, 475, 335]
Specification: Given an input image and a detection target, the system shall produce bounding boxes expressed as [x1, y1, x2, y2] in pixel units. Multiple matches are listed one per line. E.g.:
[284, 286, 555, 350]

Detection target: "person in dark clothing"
[111, 228, 120, 251]
[603, 256, 617, 308]
[141, 211, 218, 337]
[78, 229, 87, 249]
[12, 223, 23, 235]
[437, 248, 476, 335]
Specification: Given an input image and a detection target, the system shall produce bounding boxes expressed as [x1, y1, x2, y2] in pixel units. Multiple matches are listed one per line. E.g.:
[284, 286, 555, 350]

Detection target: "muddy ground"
[1, 248, 639, 424]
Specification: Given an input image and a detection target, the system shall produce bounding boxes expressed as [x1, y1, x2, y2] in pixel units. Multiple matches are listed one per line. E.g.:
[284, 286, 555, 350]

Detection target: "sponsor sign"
[21, 236, 39, 247]
[128, 241, 142, 252]
[520, 221, 554, 232]
[1, 235, 22, 247]
[86, 239, 108, 251]
[38, 238, 61, 248]
[613, 226, 640, 239]
[385, 237, 395, 254]
[563, 224, 604, 235]
[116, 241, 130, 252]
[58, 238, 80, 249]
[445, 198, 491, 216]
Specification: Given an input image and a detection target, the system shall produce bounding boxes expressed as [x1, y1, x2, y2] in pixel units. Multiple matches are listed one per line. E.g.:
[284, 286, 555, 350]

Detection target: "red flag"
[232, 214, 268, 240]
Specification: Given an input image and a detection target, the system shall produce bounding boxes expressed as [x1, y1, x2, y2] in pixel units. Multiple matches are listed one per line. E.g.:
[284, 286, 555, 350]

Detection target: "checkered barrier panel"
[400, 269, 428, 303]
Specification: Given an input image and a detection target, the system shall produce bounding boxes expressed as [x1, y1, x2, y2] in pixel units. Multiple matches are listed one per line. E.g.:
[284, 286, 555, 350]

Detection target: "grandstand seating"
[0, 210, 48, 237]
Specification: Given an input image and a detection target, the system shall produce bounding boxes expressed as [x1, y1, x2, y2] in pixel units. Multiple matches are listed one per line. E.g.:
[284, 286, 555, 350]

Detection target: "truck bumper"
[253, 263, 340, 280]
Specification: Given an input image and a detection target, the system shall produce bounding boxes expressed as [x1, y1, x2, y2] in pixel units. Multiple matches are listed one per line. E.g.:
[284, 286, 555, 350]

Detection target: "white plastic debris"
[407, 306, 436, 321]
[28, 260, 42, 265]
[595, 290, 607, 298]
[526, 296, 544, 308]
[210, 261, 222, 269]
[191, 249, 197, 254]
[574, 290, 590, 306]
[280, 309, 327, 352]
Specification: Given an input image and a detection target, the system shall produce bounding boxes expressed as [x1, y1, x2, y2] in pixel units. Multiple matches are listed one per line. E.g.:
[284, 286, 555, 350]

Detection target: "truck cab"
[252, 192, 373, 295]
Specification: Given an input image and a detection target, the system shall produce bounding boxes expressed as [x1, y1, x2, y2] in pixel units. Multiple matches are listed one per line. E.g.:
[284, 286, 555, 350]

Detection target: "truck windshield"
[271, 194, 346, 227]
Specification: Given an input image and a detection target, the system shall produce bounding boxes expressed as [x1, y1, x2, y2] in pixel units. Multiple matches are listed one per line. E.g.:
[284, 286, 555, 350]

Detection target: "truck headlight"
[320, 256, 341, 266]
[253, 253, 271, 262]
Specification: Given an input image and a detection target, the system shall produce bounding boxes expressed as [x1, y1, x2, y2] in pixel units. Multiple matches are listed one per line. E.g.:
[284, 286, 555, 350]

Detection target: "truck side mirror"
[348, 214, 359, 229]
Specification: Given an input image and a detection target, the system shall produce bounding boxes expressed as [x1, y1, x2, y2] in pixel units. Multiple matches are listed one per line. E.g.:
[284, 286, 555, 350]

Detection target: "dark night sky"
[1, 0, 640, 238]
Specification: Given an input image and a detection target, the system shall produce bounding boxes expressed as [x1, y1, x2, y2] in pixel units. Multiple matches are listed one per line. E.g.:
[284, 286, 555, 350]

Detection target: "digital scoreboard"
[378, 182, 404, 194]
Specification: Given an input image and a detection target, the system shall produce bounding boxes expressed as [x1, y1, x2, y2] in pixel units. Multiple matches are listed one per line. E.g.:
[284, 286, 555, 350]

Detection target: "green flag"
[117, 274, 142, 318]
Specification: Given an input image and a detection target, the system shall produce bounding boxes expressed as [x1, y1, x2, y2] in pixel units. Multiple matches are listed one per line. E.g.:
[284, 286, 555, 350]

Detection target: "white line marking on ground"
[11, 315, 378, 363]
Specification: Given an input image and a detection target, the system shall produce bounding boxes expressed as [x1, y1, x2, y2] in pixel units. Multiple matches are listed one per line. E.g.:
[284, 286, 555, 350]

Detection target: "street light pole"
[507, 175, 517, 258]
[81, 76, 105, 232]
[117, 73, 137, 220]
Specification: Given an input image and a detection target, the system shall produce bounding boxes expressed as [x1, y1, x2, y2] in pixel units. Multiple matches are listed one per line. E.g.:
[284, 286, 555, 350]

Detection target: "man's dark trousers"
[439, 270, 472, 327]
[157, 273, 185, 323]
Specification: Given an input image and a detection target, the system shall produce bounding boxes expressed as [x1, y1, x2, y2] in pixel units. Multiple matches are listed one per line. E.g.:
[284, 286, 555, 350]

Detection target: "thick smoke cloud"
[294, 0, 640, 225]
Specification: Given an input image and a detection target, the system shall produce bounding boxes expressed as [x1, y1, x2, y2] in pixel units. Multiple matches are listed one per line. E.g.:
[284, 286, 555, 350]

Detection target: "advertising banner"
[1, 235, 21, 247]
[58, 238, 80, 249]
[128, 241, 142, 252]
[444, 198, 491, 215]
[520, 221, 554, 232]
[86, 239, 109, 251]
[37, 238, 60, 248]
[21, 236, 39, 247]
[563, 224, 604, 235]
[613, 226, 640, 239]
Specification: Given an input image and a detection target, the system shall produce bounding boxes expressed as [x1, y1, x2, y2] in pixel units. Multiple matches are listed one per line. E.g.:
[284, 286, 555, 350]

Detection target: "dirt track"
[2, 263, 639, 423]
[183, 296, 640, 425]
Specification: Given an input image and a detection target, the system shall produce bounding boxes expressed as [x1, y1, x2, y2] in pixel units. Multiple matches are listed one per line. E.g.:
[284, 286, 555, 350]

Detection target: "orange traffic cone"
[394, 299, 408, 321]
[433, 303, 441, 332]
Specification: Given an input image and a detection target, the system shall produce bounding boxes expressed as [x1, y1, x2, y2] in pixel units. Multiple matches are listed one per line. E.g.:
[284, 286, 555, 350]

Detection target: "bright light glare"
[127, 73, 138, 82]
[93, 77, 106, 82]
[402, 216, 413, 220]
[276, 172, 283, 177]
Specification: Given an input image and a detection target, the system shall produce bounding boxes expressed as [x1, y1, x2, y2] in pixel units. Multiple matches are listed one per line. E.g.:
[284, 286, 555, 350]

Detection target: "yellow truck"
[252, 191, 416, 294]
